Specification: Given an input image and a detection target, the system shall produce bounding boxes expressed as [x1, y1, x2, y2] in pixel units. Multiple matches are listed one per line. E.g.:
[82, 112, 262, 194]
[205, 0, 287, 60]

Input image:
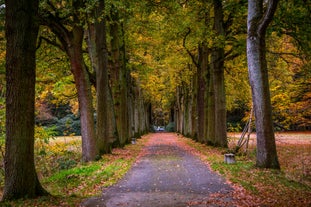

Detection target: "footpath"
[81, 133, 235, 207]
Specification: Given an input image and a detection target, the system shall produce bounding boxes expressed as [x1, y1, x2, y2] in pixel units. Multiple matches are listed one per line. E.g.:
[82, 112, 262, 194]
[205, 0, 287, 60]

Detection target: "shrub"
[35, 125, 57, 155]
[56, 158, 78, 170]
[55, 114, 81, 136]
[166, 122, 175, 132]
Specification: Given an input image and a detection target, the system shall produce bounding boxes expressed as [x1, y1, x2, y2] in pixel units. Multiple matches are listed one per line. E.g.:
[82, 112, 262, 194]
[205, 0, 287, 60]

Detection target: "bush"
[55, 114, 81, 136]
[35, 126, 58, 155]
[227, 122, 242, 132]
[166, 122, 175, 132]
[56, 158, 78, 170]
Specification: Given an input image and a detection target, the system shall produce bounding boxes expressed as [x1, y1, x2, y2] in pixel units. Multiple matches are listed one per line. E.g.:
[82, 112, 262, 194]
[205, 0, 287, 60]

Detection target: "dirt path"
[81, 133, 234, 207]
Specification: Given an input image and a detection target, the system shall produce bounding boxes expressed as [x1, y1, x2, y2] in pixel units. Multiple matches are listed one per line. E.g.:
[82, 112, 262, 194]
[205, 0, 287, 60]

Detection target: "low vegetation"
[183, 132, 311, 206]
[0, 134, 148, 206]
[1, 132, 310, 206]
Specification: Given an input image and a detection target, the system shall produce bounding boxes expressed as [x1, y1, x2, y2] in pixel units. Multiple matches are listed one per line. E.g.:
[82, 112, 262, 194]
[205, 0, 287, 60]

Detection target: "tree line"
[1, 0, 310, 201]
[3, 0, 152, 200]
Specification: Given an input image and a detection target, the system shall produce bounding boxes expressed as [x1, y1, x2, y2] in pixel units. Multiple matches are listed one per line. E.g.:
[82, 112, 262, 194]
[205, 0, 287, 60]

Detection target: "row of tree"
[125, 0, 310, 138]
[129, 0, 309, 169]
[2, 0, 310, 201]
[3, 0, 152, 200]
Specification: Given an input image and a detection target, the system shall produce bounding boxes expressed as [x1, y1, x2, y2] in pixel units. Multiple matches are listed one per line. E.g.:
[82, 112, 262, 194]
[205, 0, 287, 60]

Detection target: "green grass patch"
[0, 135, 149, 206]
[46, 164, 101, 183]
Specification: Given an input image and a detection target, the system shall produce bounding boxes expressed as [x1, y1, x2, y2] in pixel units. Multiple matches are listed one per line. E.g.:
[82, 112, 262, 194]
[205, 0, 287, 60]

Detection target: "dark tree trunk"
[3, 0, 48, 200]
[206, 61, 215, 145]
[94, 0, 117, 153]
[183, 84, 192, 137]
[197, 44, 207, 143]
[176, 86, 184, 133]
[211, 0, 227, 147]
[191, 70, 198, 138]
[109, 7, 129, 146]
[247, 0, 280, 169]
[68, 26, 98, 161]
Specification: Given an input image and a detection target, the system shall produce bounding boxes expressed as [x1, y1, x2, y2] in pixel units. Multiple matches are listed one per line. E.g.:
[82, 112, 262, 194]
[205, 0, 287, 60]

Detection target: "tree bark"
[211, 0, 227, 147]
[197, 43, 207, 143]
[3, 0, 48, 200]
[206, 61, 215, 145]
[68, 26, 98, 161]
[247, 0, 280, 169]
[109, 7, 129, 146]
[191, 72, 198, 138]
[94, 0, 117, 153]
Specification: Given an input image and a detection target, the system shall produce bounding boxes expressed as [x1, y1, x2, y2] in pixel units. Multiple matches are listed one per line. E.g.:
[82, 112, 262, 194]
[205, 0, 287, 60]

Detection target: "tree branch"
[37, 36, 64, 51]
[182, 27, 199, 68]
[39, 11, 71, 52]
[267, 50, 300, 58]
[258, 0, 279, 35]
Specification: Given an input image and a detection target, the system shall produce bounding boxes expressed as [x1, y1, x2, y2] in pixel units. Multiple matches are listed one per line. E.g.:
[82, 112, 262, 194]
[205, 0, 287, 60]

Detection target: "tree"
[3, 0, 48, 200]
[109, 3, 130, 146]
[88, 0, 118, 153]
[247, 0, 280, 168]
[211, 0, 227, 147]
[40, 0, 98, 162]
[178, 0, 228, 147]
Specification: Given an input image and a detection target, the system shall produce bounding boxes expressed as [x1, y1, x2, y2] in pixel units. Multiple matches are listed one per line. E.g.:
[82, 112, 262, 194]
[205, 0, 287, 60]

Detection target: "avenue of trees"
[1, 0, 310, 201]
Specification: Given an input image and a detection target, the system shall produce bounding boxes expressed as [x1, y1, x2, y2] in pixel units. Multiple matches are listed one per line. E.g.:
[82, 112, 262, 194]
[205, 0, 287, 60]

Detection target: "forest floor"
[1, 132, 310, 206]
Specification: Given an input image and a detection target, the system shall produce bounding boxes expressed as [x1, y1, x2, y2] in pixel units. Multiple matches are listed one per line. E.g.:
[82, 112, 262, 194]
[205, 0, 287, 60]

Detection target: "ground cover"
[184, 132, 311, 206]
[0, 132, 310, 206]
[0, 135, 148, 206]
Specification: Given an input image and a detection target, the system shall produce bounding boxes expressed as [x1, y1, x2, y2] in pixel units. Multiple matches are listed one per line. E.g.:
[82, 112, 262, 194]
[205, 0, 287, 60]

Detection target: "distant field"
[50, 136, 81, 143]
[228, 131, 311, 145]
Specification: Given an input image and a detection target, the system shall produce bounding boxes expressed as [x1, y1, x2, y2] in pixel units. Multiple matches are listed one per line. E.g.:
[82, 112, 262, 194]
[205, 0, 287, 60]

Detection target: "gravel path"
[81, 133, 234, 207]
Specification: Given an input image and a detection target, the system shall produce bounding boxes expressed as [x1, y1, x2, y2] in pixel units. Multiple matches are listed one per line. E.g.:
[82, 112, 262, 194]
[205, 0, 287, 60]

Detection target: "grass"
[0, 135, 148, 206]
[182, 133, 311, 207]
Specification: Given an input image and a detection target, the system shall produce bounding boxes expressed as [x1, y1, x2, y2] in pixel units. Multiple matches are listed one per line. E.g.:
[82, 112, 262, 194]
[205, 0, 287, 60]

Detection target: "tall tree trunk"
[247, 0, 280, 169]
[186, 84, 193, 137]
[212, 0, 227, 147]
[197, 44, 207, 143]
[68, 26, 98, 161]
[41, 2, 98, 162]
[3, 0, 48, 200]
[93, 0, 117, 153]
[128, 80, 135, 137]
[133, 85, 141, 137]
[191, 71, 198, 138]
[206, 61, 215, 145]
[110, 7, 129, 146]
[176, 86, 184, 133]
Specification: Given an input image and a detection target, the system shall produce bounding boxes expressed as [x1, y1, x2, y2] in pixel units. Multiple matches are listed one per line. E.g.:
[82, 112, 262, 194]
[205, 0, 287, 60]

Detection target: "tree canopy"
[1, 0, 311, 200]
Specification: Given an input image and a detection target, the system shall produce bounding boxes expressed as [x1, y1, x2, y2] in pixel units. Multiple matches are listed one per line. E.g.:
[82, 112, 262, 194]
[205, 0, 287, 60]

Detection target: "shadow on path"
[81, 133, 234, 207]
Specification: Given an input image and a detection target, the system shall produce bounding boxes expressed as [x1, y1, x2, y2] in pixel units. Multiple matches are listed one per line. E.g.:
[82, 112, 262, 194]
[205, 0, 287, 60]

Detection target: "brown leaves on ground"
[1, 132, 310, 207]
[183, 132, 311, 207]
